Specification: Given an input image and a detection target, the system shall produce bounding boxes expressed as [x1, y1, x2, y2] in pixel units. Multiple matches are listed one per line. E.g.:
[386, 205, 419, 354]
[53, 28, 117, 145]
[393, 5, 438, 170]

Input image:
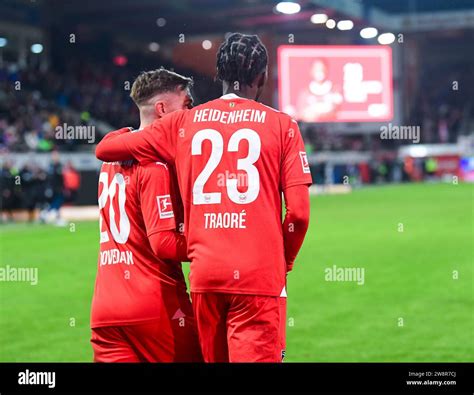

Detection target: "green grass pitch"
[1, 183, 472, 362]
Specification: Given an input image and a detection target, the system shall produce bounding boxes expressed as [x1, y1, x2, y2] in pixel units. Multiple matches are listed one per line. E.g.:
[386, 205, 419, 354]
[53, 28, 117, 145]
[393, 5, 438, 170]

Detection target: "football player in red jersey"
[90, 68, 202, 362]
[95, 34, 312, 362]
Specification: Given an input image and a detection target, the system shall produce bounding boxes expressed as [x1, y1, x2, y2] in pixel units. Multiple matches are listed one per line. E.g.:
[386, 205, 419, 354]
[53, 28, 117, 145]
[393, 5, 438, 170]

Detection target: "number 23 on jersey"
[192, 128, 261, 205]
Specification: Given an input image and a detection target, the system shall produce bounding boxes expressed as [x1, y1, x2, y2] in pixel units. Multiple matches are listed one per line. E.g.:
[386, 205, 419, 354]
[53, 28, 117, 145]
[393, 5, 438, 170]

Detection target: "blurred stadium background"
[0, 0, 472, 362]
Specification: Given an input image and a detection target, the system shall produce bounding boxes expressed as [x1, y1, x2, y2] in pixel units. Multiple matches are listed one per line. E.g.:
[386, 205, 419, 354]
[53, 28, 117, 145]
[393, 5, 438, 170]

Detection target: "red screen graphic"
[278, 45, 393, 122]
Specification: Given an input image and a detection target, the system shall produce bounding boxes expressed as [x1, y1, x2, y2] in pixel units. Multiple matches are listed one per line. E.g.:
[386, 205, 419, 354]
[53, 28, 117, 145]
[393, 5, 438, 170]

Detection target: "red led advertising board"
[278, 45, 393, 122]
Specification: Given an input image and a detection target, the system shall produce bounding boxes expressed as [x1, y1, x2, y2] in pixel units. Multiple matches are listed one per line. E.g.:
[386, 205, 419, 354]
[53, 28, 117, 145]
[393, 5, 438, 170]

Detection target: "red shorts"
[91, 295, 202, 362]
[191, 292, 286, 362]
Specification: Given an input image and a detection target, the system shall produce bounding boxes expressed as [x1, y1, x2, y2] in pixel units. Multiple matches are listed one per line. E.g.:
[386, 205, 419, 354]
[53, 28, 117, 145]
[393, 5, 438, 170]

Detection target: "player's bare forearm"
[149, 230, 189, 262]
[282, 184, 310, 272]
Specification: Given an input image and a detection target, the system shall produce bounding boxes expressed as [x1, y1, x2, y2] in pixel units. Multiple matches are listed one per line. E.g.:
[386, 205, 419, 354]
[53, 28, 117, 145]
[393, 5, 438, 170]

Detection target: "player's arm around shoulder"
[95, 127, 136, 162]
[100, 127, 133, 142]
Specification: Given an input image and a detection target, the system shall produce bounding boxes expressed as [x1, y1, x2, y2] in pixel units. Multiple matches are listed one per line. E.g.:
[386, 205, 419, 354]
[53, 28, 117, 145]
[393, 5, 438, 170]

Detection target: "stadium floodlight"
[0, 37, 7, 47]
[31, 43, 43, 54]
[148, 42, 160, 52]
[202, 40, 213, 50]
[156, 17, 166, 27]
[378, 32, 395, 44]
[337, 20, 354, 30]
[360, 27, 378, 39]
[325, 19, 336, 29]
[310, 13, 328, 24]
[275, 1, 301, 14]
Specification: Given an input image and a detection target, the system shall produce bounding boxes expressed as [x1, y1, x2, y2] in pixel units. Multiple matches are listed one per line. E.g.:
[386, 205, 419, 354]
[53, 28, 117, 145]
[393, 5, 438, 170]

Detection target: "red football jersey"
[91, 159, 186, 328]
[115, 94, 312, 296]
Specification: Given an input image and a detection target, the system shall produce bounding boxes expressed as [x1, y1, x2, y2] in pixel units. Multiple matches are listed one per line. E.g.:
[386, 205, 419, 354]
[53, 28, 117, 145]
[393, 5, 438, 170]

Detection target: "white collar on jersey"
[220, 93, 248, 100]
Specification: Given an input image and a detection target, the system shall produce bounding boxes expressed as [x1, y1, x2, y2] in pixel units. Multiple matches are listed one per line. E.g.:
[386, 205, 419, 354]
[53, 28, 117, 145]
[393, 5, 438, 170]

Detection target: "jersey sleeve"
[100, 126, 133, 143]
[96, 111, 184, 164]
[138, 161, 176, 236]
[280, 116, 313, 190]
[282, 184, 310, 271]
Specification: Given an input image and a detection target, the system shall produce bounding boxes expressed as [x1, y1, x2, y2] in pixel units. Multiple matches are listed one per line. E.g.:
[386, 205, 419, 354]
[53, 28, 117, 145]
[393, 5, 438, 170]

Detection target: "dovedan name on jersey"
[204, 211, 247, 229]
[100, 249, 134, 266]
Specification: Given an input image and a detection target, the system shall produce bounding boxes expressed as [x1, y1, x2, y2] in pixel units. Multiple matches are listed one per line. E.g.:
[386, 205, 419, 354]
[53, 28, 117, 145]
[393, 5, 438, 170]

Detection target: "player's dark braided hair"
[216, 33, 268, 87]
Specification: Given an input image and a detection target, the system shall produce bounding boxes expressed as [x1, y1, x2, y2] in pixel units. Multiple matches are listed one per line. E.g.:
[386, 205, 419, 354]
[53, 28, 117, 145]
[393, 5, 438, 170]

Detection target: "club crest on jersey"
[157, 195, 174, 219]
[299, 151, 311, 174]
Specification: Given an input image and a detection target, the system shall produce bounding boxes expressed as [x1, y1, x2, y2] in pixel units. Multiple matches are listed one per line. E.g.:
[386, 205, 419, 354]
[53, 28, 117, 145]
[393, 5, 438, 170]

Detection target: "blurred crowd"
[0, 63, 99, 152]
[409, 63, 472, 144]
[0, 56, 220, 153]
[310, 156, 442, 186]
[0, 152, 81, 224]
[302, 128, 396, 153]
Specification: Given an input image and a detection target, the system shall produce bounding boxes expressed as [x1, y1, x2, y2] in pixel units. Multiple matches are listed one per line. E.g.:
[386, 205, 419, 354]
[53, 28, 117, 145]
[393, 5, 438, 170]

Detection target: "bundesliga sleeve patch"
[156, 195, 174, 219]
[299, 152, 311, 174]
